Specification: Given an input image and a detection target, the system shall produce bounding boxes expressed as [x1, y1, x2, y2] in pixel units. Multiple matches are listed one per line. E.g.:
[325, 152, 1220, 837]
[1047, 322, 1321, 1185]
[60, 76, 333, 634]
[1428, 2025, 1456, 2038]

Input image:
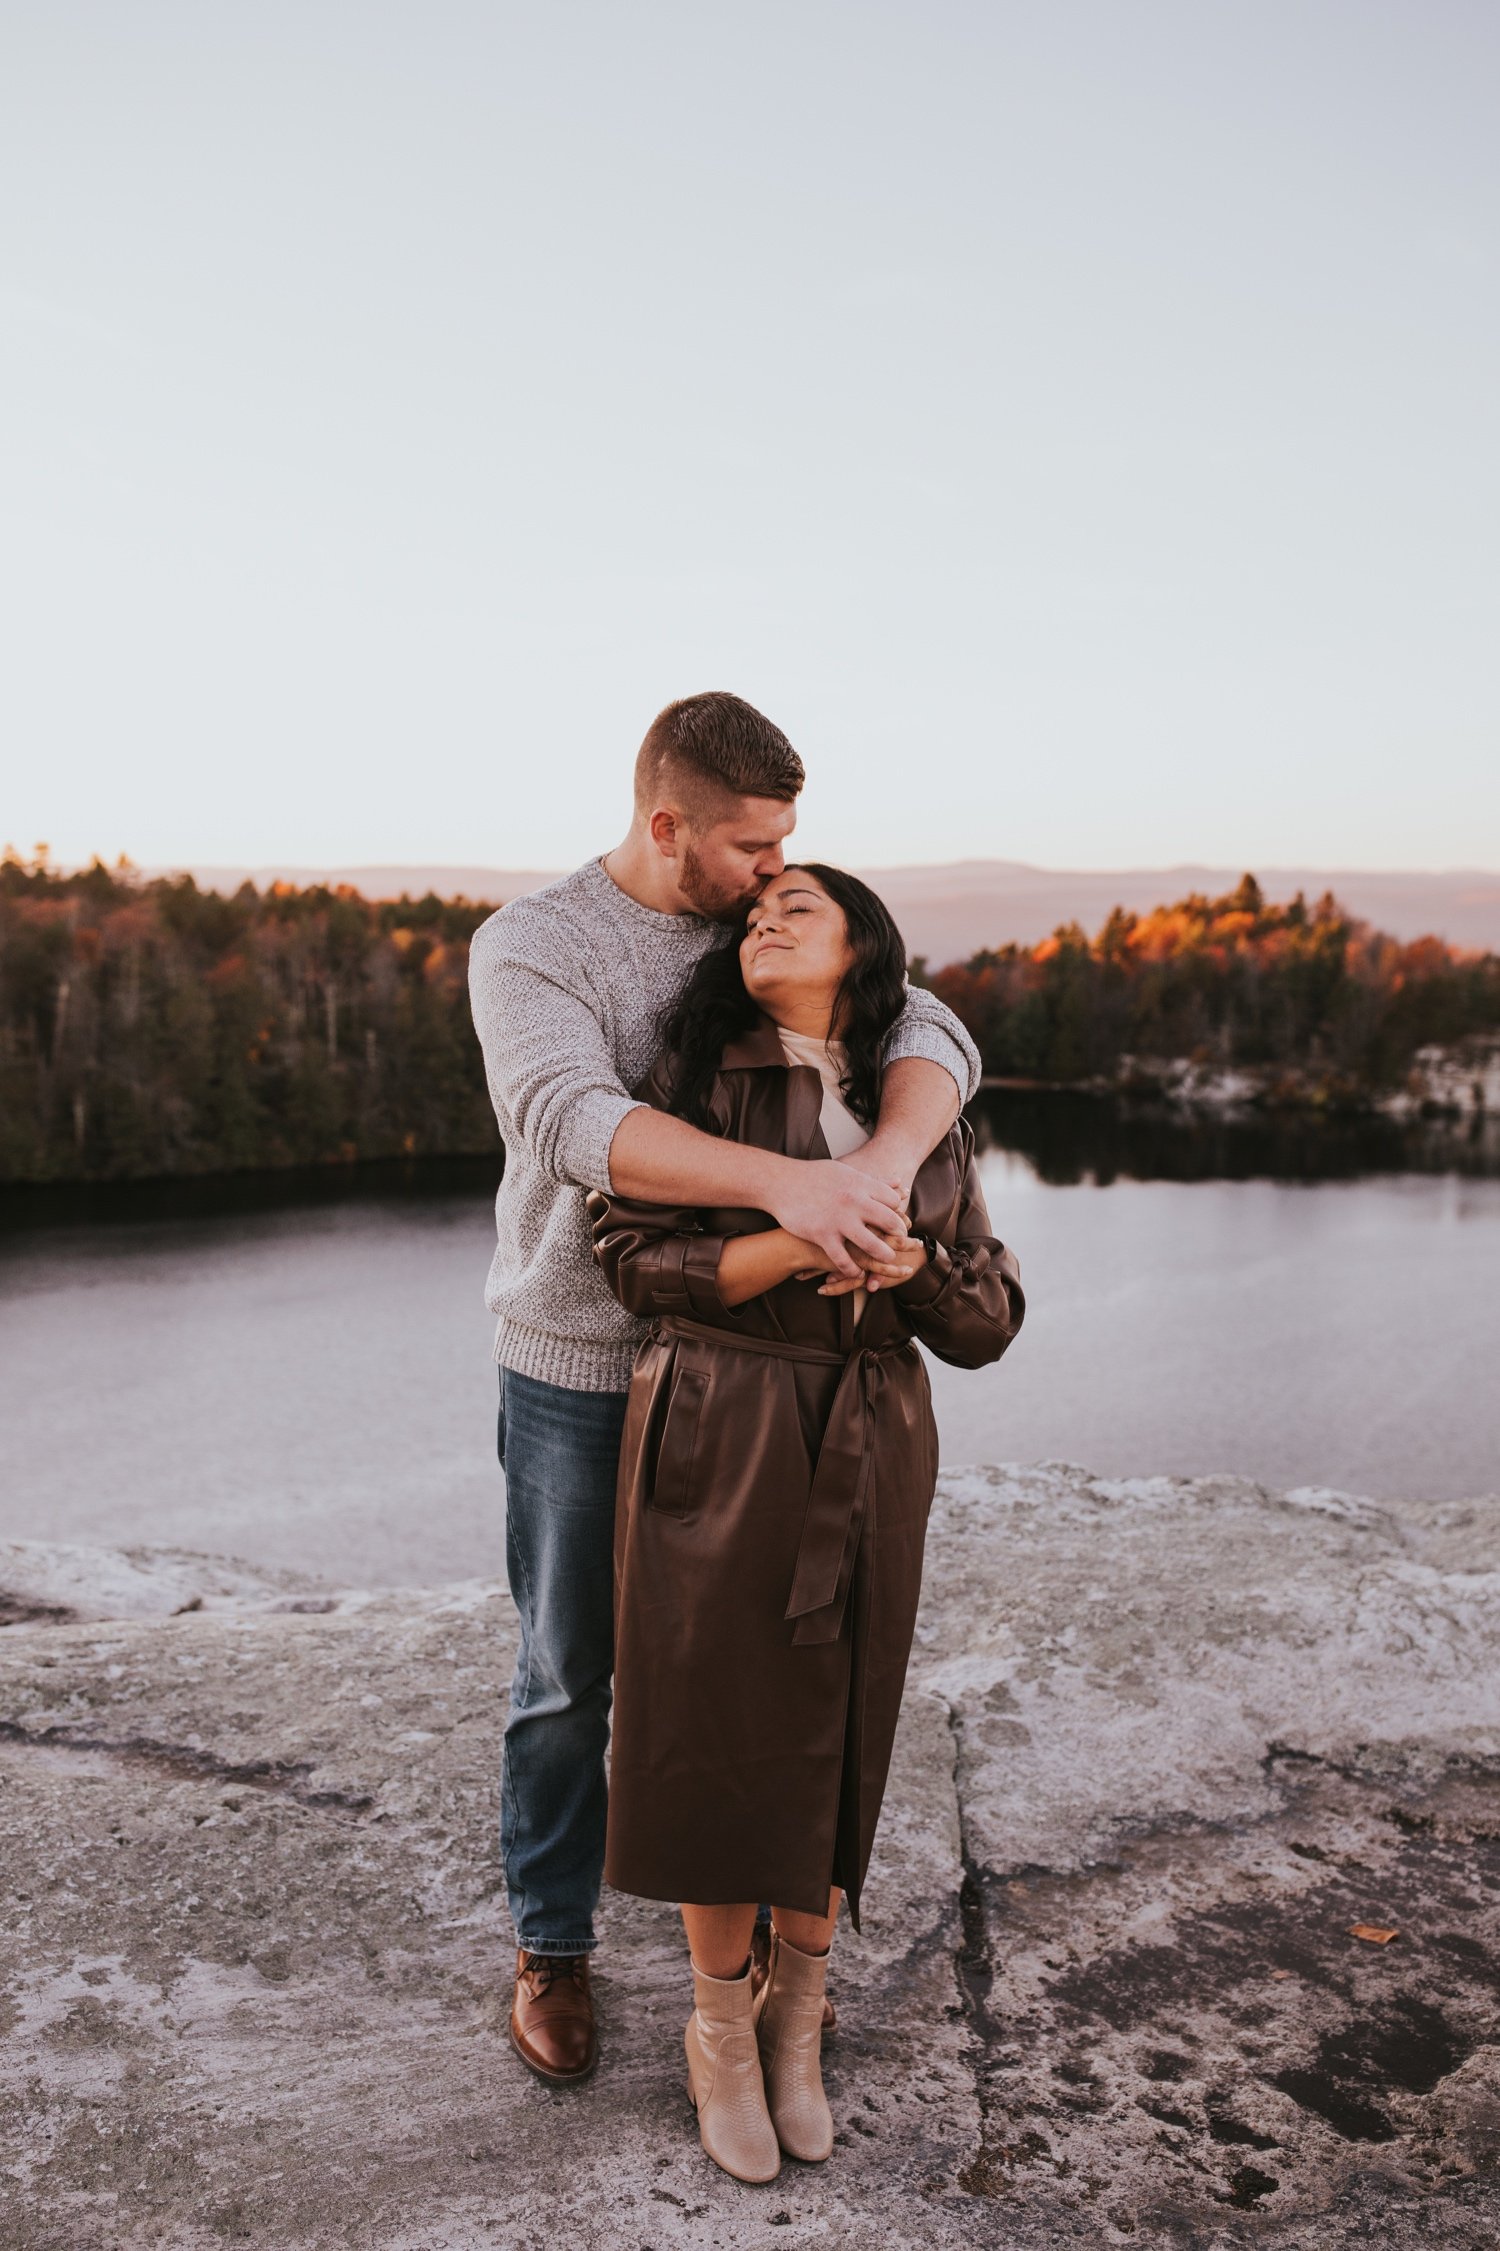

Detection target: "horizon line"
[124, 855, 1500, 882]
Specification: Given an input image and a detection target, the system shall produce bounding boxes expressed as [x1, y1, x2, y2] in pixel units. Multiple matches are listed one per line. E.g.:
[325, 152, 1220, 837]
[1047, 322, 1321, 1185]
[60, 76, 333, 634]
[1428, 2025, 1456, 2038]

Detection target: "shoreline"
[4, 1081, 1500, 1221]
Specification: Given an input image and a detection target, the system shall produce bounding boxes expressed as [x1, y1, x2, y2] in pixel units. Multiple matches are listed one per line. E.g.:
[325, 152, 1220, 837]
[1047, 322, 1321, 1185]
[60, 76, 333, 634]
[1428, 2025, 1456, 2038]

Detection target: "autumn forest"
[2, 853, 1497, 1184]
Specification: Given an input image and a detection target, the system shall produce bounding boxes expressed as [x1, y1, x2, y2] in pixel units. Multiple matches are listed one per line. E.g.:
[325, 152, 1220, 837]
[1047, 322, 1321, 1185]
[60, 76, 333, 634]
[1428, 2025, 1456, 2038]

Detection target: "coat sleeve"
[585, 1058, 749, 1324]
[892, 1151, 1025, 1369]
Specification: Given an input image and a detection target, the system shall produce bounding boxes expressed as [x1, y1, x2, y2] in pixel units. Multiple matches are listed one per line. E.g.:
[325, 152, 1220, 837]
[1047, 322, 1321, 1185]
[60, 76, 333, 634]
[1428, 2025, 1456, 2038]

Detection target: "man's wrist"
[753, 1147, 801, 1213]
[858, 1126, 924, 1194]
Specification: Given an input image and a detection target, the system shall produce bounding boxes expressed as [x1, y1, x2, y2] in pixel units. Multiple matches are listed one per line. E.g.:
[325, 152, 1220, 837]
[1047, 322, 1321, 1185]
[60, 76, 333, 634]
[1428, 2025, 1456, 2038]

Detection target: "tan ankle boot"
[684, 1957, 781, 2183]
[752, 1930, 834, 2161]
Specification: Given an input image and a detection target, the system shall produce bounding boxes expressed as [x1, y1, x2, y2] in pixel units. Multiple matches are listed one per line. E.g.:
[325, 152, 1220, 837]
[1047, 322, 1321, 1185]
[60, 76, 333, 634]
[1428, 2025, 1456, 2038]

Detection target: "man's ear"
[648, 806, 682, 860]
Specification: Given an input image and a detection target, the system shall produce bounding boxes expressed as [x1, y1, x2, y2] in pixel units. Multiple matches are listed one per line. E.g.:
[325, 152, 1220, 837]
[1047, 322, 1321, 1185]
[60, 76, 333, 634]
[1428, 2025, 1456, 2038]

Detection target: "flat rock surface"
[2, 1465, 1497, 2248]
[0, 1540, 325, 1627]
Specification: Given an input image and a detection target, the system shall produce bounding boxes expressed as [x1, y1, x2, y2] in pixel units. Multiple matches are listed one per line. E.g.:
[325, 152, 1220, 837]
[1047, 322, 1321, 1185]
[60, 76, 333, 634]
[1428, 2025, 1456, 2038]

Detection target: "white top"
[777, 1027, 872, 1323]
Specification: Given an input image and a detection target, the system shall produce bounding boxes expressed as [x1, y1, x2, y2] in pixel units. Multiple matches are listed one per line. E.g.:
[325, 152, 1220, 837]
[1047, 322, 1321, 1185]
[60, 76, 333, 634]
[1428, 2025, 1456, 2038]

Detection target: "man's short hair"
[634, 692, 804, 824]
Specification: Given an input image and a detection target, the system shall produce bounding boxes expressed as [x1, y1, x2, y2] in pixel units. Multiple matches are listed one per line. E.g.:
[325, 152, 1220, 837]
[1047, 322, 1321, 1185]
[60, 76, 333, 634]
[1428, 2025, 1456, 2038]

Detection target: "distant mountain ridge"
[167, 860, 1500, 959]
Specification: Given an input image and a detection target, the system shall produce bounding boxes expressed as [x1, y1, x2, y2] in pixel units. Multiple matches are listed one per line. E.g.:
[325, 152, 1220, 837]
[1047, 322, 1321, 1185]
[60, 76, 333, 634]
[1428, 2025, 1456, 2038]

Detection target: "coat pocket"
[649, 1364, 710, 1518]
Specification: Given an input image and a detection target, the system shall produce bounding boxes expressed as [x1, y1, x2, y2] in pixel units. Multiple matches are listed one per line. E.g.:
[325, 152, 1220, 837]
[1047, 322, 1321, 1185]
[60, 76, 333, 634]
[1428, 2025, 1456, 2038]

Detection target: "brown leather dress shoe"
[509, 1949, 598, 2083]
[750, 1921, 836, 2035]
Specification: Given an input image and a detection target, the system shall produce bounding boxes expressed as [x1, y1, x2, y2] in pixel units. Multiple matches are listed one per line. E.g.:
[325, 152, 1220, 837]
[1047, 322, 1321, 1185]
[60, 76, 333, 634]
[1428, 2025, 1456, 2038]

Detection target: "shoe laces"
[521, 1951, 584, 1994]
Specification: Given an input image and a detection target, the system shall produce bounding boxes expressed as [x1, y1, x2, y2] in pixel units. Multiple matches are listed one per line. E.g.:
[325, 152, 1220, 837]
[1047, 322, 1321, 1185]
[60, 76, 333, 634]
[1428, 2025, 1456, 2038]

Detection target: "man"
[468, 691, 979, 2083]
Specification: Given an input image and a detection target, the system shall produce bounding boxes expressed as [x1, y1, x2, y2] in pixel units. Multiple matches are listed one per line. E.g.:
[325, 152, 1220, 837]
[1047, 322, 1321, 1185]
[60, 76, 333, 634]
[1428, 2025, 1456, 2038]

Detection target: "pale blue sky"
[2, 1, 1496, 872]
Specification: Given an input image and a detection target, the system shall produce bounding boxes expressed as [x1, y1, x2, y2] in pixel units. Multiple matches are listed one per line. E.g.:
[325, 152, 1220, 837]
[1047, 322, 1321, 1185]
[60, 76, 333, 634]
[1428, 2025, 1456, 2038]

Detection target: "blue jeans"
[497, 1367, 627, 1956]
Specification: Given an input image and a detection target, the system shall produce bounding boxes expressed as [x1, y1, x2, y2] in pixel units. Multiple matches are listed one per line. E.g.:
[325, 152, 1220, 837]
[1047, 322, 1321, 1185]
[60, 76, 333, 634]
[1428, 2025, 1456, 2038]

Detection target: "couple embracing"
[469, 692, 1024, 2183]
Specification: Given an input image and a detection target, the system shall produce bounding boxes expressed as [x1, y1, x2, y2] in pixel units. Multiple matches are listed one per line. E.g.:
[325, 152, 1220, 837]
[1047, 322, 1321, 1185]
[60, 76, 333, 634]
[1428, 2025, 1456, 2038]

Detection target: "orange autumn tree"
[922, 875, 1500, 1093]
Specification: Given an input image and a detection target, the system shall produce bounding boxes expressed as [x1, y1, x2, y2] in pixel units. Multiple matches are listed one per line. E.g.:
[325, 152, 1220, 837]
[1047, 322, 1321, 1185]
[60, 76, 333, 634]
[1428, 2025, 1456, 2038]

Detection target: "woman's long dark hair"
[659, 863, 908, 1130]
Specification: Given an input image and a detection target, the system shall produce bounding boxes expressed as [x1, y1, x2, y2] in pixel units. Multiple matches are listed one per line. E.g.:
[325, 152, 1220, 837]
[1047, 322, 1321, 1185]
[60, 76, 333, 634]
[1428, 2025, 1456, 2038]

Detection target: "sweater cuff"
[880, 1021, 974, 1104]
[893, 1239, 954, 1306]
[590, 1095, 649, 1196]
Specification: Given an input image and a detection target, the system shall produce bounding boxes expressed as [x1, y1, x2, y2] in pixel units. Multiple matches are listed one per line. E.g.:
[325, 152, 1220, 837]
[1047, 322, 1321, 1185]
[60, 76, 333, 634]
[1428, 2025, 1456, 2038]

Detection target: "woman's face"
[740, 871, 856, 1028]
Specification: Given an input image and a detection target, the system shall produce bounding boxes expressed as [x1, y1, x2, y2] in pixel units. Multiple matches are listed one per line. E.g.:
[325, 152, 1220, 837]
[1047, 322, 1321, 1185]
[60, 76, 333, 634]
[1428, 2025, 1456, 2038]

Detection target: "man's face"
[675, 795, 798, 924]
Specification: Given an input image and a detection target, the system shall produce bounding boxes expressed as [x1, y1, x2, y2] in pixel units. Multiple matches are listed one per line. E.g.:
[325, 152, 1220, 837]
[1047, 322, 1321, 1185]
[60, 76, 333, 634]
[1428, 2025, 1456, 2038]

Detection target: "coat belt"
[655, 1315, 915, 1647]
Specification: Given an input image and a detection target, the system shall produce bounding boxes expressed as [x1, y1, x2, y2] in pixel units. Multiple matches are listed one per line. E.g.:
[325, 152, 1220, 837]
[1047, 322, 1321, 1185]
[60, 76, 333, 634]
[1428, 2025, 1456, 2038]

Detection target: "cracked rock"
[1, 1465, 1497, 2248]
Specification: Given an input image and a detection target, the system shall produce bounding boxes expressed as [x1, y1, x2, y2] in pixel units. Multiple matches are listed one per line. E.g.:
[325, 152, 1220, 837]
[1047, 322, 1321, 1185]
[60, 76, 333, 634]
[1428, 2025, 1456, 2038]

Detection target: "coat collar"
[720, 1012, 795, 1071]
[719, 1012, 829, 1162]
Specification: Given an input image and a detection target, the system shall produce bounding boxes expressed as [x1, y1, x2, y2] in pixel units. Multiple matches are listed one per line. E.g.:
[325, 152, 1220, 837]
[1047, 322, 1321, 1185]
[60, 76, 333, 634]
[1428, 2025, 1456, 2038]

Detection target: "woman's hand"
[791, 1214, 910, 1288]
[814, 1226, 928, 1295]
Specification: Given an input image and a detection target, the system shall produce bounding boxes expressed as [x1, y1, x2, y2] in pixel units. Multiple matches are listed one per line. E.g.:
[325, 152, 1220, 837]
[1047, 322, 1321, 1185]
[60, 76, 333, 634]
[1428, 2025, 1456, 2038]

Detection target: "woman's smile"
[738, 873, 861, 1039]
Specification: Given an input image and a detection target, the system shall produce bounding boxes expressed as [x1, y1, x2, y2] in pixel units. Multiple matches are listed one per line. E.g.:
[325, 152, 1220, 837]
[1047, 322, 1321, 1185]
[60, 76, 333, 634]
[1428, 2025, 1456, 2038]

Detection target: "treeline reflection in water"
[967, 1090, 1500, 1187]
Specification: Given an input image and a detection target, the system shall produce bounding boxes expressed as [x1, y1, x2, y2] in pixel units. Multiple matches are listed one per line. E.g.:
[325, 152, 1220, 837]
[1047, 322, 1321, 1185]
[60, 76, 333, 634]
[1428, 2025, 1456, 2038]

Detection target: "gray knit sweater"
[467, 855, 981, 1392]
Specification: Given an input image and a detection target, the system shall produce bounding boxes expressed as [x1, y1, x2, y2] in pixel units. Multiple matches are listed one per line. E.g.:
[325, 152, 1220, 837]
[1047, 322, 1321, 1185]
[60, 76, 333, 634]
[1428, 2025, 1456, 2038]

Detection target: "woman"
[588, 865, 1024, 2183]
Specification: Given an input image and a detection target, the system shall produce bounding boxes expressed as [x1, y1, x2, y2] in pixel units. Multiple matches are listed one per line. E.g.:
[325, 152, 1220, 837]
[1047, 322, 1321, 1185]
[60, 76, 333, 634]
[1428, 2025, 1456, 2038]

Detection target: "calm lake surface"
[3, 1098, 1497, 1586]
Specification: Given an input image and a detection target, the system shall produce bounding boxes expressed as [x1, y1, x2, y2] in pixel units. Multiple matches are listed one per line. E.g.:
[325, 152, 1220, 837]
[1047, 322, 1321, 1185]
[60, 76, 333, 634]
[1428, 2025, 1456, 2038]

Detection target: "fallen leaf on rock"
[1349, 1923, 1399, 1944]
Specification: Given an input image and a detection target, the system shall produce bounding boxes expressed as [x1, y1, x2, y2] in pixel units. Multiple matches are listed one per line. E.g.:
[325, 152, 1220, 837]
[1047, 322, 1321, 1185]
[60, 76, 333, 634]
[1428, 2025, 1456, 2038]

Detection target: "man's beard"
[679, 843, 762, 926]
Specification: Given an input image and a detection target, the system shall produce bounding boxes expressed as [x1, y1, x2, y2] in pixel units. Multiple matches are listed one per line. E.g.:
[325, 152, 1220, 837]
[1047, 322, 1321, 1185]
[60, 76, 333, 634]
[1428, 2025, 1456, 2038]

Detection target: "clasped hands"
[761, 1146, 931, 1297]
[808, 1222, 927, 1296]
[791, 1167, 928, 1296]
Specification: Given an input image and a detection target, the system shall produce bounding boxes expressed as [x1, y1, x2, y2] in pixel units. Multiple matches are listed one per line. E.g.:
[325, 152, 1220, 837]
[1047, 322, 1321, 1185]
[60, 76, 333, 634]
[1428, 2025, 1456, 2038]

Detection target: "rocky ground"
[2, 1465, 1497, 2250]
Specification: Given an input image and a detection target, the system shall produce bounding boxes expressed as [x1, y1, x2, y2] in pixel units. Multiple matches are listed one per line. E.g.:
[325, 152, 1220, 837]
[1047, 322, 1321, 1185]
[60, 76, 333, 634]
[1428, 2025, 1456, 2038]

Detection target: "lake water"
[2, 1101, 1497, 1586]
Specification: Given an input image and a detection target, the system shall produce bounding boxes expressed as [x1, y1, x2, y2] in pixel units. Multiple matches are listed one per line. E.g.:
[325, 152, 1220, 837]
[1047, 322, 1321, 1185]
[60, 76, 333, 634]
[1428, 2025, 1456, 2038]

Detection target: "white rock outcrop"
[2, 1466, 1497, 2249]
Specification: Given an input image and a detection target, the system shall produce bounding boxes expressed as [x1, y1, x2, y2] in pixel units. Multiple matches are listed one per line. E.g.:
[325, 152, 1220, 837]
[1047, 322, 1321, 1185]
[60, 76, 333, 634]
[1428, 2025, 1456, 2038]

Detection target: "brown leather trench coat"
[587, 1018, 1025, 1928]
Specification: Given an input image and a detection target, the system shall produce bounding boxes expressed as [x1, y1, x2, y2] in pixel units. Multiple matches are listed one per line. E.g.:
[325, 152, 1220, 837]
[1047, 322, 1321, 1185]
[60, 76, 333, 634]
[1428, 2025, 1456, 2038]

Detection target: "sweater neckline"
[585, 852, 714, 936]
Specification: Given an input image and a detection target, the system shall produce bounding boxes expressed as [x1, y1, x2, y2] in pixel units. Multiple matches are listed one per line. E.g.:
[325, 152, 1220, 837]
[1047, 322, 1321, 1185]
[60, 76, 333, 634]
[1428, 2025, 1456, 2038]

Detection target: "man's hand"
[765, 1158, 908, 1278]
[805, 1051, 958, 1291]
[808, 1137, 924, 1295]
[815, 1227, 927, 1296]
[837, 1137, 918, 1211]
